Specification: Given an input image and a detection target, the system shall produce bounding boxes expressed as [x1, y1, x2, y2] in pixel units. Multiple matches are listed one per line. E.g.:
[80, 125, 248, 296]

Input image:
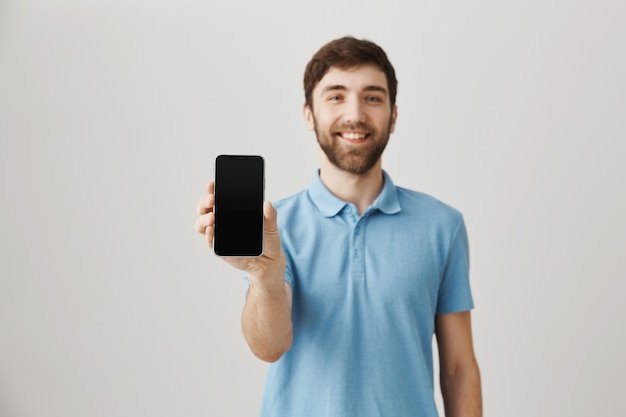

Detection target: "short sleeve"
[283, 255, 294, 288]
[436, 215, 474, 314]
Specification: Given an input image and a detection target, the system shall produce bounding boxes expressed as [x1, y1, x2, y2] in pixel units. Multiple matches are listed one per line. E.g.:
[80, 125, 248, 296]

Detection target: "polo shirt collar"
[307, 170, 402, 217]
[372, 171, 402, 215]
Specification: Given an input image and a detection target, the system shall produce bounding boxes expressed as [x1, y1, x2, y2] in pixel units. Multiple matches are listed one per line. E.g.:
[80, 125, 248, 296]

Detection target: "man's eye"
[366, 96, 382, 102]
[329, 96, 341, 101]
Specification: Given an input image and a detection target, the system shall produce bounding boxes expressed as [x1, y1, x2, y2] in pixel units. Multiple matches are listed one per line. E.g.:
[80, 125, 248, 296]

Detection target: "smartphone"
[213, 155, 264, 257]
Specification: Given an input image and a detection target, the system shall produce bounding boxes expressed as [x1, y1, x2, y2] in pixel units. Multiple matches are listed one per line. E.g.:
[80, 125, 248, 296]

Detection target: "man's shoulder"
[272, 189, 317, 225]
[272, 189, 319, 239]
[394, 186, 463, 221]
[273, 189, 309, 212]
[396, 187, 459, 214]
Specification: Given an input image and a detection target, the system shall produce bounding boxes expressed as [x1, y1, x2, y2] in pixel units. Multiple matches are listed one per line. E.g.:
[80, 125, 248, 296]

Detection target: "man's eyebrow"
[319, 85, 388, 95]
[320, 85, 347, 94]
[363, 85, 388, 95]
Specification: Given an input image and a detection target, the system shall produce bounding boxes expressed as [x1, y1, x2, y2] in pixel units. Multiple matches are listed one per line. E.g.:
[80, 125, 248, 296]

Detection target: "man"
[195, 36, 482, 417]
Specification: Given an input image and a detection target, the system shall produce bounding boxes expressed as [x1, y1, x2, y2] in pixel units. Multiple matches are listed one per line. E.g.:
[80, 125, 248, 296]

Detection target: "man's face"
[304, 64, 398, 175]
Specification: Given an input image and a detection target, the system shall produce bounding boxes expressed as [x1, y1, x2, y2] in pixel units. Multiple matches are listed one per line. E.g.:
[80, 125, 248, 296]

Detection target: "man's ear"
[389, 105, 398, 133]
[303, 103, 315, 131]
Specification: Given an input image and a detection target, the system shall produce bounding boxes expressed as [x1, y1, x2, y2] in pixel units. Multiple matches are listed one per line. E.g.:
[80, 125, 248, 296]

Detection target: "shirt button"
[354, 249, 359, 258]
[355, 227, 360, 235]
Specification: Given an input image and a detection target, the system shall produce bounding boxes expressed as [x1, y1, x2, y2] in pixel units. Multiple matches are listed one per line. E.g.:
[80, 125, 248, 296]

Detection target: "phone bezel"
[213, 154, 265, 258]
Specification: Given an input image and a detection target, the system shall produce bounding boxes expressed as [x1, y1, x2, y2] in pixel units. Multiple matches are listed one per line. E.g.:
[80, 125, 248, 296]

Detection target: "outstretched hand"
[195, 181, 286, 287]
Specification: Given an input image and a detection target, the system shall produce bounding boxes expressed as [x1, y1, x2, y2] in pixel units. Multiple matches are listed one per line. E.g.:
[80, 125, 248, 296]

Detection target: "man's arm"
[242, 279, 293, 362]
[195, 181, 293, 362]
[238, 201, 293, 362]
[435, 310, 482, 417]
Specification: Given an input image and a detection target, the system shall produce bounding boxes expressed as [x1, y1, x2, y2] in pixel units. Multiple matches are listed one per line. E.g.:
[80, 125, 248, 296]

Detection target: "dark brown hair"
[303, 36, 398, 109]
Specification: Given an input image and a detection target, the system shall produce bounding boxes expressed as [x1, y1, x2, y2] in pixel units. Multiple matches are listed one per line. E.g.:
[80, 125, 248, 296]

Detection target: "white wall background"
[1, 0, 625, 416]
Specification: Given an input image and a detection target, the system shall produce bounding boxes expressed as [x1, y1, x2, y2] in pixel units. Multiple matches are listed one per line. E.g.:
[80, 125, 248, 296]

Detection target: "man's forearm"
[440, 362, 482, 417]
[241, 276, 293, 363]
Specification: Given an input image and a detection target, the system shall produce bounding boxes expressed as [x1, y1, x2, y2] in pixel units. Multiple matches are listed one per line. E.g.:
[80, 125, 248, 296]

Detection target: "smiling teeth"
[343, 133, 366, 140]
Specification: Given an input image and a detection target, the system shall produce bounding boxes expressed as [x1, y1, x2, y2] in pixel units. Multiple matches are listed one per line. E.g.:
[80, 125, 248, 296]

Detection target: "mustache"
[332, 123, 374, 134]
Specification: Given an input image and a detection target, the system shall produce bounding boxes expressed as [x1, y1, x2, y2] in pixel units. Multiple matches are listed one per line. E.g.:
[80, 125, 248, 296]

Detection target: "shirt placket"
[348, 206, 368, 282]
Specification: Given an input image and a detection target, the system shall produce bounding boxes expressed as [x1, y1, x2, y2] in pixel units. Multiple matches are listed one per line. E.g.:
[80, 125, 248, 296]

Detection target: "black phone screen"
[213, 155, 264, 257]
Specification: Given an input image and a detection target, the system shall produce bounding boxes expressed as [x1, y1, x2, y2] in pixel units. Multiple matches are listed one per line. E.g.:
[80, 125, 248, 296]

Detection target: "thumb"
[263, 201, 279, 233]
[262, 201, 283, 257]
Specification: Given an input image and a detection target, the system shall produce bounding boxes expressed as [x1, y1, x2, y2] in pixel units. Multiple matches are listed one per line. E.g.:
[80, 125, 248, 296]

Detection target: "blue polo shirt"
[258, 171, 473, 417]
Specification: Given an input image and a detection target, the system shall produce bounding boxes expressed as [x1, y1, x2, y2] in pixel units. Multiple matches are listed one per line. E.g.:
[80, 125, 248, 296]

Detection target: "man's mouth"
[336, 131, 369, 143]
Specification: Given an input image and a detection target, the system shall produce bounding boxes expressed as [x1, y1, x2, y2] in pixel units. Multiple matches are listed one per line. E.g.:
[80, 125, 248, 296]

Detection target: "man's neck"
[319, 155, 384, 216]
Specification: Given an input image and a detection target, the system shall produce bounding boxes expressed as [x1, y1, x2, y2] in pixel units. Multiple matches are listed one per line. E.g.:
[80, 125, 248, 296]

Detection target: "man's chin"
[317, 135, 386, 175]
[329, 156, 379, 175]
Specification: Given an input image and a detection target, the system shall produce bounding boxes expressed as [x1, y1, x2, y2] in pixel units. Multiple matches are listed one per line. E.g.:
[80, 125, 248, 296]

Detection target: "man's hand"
[194, 181, 286, 288]
[195, 181, 293, 362]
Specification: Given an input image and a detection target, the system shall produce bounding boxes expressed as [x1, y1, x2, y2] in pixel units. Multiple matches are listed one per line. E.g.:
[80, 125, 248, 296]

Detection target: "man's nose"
[344, 97, 366, 124]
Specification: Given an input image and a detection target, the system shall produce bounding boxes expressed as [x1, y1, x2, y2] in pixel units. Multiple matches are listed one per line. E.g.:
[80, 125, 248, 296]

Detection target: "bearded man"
[195, 36, 482, 417]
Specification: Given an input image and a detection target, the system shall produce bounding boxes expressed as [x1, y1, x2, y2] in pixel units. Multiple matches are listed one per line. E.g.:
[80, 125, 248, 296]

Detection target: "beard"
[314, 116, 393, 175]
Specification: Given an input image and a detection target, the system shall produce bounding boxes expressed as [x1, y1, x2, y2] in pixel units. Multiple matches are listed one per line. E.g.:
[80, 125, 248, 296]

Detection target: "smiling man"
[306, 63, 395, 177]
[195, 36, 482, 417]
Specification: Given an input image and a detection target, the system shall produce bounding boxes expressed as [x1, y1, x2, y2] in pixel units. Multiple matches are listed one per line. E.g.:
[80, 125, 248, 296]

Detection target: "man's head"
[303, 36, 398, 175]
[304, 36, 397, 111]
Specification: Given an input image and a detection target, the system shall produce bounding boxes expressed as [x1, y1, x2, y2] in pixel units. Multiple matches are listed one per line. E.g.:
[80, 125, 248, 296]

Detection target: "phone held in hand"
[213, 155, 264, 257]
